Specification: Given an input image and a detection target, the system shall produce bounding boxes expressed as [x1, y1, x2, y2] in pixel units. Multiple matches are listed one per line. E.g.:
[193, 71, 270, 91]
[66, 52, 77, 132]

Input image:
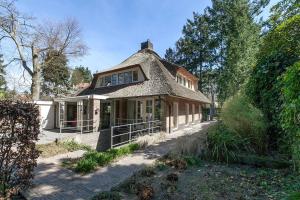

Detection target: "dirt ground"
[96, 158, 299, 200]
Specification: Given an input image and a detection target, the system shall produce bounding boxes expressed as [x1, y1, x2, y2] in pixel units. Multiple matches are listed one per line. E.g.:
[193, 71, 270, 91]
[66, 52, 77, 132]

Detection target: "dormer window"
[118, 73, 124, 84]
[105, 76, 111, 86]
[177, 74, 193, 90]
[96, 69, 140, 88]
[133, 71, 138, 82]
[111, 74, 117, 85]
[124, 72, 132, 83]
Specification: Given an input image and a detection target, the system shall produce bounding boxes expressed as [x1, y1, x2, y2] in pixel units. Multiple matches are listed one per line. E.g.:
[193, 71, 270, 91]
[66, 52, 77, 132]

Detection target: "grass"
[63, 143, 140, 173]
[36, 140, 92, 158]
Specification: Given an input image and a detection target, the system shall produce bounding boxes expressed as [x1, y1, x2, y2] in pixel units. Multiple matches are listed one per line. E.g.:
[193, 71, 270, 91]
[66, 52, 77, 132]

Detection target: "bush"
[183, 156, 202, 167]
[280, 62, 300, 171]
[220, 93, 268, 153]
[207, 123, 251, 162]
[74, 143, 140, 173]
[247, 15, 300, 150]
[92, 191, 121, 200]
[75, 158, 97, 173]
[0, 101, 40, 198]
[62, 140, 92, 151]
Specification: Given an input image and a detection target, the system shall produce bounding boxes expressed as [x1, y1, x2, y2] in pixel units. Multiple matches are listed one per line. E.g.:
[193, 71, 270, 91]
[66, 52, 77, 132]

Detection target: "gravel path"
[23, 121, 215, 200]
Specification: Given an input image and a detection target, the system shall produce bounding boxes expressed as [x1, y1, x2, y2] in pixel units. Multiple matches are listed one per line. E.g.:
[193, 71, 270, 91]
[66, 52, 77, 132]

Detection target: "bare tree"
[0, 0, 87, 100]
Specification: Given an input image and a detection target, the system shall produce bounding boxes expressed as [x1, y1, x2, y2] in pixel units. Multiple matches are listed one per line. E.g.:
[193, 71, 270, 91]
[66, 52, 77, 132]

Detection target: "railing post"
[60, 121, 62, 134]
[81, 120, 83, 134]
[152, 121, 154, 133]
[111, 126, 114, 148]
[129, 124, 132, 143]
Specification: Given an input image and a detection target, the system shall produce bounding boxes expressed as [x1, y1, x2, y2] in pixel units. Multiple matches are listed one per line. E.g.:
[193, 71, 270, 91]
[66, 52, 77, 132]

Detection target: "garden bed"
[62, 143, 140, 173]
[36, 140, 91, 158]
[92, 155, 300, 200]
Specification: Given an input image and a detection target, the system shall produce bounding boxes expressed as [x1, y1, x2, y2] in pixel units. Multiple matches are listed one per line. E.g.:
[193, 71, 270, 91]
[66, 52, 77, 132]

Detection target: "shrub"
[246, 15, 300, 150]
[75, 143, 140, 173]
[183, 156, 202, 167]
[207, 123, 252, 162]
[288, 192, 300, 200]
[0, 101, 40, 198]
[173, 133, 205, 157]
[75, 158, 97, 173]
[92, 191, 121, 200]
[280, 62, 300, 171]
[62, 140, 92, 151]
[220, 93, 268, 153]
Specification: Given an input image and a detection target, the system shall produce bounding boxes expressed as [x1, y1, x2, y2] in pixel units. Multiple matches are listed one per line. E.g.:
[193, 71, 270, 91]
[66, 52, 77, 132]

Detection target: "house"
[49, 40, 210, 148]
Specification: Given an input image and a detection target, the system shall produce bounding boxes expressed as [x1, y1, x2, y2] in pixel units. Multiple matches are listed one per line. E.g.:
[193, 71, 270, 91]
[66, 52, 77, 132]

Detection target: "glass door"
[100, 102, 111, 129]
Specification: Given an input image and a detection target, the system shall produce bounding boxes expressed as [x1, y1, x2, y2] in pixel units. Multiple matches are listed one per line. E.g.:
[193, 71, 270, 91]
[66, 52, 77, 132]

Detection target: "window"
[104, 76, 111, 86]
[97, 69, 139, 88]
[146, 100, 153, 120]
[146, 100, 153, 113]
[124, 71, 132, 83]
[179, 76, 182, 84]
[137, 101, 143, 120]
[188, 80, 191, 88]
[154, 99, 161, 120]
[111, 74, 118, 85]
[96, 77, 103, 87]
[133, 71, 138, 82]
[118, 73, 124, 84]
[183, 78, 186, 86]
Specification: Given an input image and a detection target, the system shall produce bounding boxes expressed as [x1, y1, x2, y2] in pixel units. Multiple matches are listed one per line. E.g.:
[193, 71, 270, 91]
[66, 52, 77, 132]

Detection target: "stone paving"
[24, 121, 215, 200]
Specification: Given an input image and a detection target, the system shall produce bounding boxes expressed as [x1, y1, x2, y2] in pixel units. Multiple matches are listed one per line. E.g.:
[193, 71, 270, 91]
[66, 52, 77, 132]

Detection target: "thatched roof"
[78, 48, 210, 104]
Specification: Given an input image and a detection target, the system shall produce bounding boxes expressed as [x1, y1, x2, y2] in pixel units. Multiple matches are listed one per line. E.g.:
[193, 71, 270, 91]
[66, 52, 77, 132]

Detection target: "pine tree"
[214, 0, 261, 102]
[41, 50, 70, 97]
[70, 66, 92, 86]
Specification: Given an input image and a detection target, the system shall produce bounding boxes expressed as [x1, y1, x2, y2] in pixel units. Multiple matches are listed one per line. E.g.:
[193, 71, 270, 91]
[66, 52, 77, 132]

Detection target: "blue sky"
[7, 0, 279, 90]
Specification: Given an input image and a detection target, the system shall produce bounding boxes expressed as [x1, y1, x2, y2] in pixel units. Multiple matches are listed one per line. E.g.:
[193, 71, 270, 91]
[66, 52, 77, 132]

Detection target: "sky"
[5, 0, 279, 91]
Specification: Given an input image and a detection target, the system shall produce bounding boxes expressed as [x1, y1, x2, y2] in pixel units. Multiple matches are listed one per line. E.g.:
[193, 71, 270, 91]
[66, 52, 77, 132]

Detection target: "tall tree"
[0, 54, 6, 98]
[209, 0, 261, 103]
[165, 0, 265, 107]
[0, 0, 86, 100]
[165, 12, 215, 93]
[70, 66, 92, 86]
[41, 50, 70, 97]
[265, 0, 300, 29]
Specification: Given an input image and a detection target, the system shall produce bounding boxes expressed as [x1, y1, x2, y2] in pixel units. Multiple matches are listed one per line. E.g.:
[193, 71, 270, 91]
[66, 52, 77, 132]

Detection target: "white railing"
[59, 119, 96, 134]
[111, 120, 161, 148]
[115, 118, 143, 126]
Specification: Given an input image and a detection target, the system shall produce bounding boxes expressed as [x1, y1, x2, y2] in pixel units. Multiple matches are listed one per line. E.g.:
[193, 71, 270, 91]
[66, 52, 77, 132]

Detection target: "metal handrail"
[111, 120, 162, 148]
[59, 119, 96, 134]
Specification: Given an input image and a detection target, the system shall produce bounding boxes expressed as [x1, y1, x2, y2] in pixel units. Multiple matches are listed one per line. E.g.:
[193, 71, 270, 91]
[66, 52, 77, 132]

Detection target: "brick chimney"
[141, 40, 153, 50]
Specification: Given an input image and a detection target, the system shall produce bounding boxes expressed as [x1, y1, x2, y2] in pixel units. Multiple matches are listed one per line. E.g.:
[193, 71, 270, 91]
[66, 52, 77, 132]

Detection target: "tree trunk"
[209, 83, 215, 120]
[31, 46, 41, 100]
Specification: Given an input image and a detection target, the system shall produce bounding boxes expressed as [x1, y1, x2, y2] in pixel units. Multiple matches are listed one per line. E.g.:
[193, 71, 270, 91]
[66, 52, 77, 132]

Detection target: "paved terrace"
[24, 121, 215, 200]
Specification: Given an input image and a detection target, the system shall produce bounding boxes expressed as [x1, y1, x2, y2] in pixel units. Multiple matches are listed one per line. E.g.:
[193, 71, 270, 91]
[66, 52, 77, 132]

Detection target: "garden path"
[23, 121, 215, 200]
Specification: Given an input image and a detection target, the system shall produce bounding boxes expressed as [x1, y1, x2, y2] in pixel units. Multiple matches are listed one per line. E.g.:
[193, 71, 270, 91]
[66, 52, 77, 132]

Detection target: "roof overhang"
[54, 94, 108, 102]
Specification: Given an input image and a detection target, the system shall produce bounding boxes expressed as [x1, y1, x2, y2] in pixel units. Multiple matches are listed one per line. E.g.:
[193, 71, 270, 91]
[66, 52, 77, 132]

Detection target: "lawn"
[92, 155, 300, 200]
[36, 140, 92, 158]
